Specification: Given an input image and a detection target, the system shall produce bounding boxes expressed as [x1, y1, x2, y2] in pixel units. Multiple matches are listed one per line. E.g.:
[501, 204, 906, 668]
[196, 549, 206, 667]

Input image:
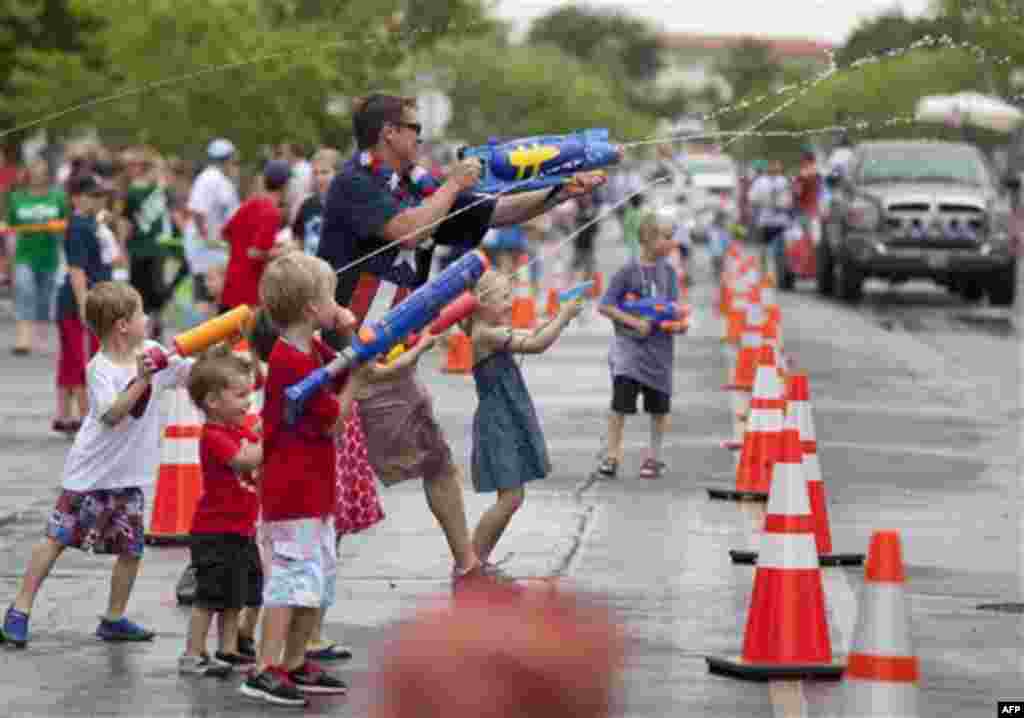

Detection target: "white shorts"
[260, 517, 337, 609]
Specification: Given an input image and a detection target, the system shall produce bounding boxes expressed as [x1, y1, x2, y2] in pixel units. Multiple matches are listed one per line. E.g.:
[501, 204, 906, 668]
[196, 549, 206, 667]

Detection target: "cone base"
[706, 487, 769, 502]
[729, 550, 865, 566]
[144, 532, 192, 546]
[706, 654, 845, 682]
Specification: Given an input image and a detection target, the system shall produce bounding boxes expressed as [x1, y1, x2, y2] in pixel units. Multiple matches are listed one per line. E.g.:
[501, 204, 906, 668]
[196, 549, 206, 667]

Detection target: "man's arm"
[490, 171, 606, 227]
[379, 159, 481, 248]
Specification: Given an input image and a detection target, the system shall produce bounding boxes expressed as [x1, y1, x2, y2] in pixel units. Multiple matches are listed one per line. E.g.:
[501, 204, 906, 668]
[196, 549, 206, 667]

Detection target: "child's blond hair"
[312, 147, 340, 169]
[637, 206, 678, 244]
[259, 252, 336, 327]
[187, 343, 255, 412]
[83, 281, 142, 340]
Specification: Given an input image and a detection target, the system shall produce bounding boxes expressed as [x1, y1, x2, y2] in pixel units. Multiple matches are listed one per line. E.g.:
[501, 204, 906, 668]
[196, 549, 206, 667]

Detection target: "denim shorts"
[14, 263, 55, 322]
[260, 517, 337, 609]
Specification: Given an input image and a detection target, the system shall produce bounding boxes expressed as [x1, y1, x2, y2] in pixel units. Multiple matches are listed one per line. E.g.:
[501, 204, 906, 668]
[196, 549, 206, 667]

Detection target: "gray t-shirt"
[601, 258, 678, 396]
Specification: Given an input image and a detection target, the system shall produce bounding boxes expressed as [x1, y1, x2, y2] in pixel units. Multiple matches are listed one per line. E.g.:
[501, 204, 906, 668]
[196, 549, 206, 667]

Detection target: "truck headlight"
[846, 197, 881, 232]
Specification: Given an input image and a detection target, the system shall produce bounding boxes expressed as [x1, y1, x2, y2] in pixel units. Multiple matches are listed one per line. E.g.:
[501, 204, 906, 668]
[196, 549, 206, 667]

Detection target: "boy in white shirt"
[2, 281, 193, 647]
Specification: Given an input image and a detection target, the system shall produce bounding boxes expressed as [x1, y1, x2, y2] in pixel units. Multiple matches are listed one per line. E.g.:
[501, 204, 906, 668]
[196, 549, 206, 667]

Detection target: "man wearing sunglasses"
[317, 92, 604, 593]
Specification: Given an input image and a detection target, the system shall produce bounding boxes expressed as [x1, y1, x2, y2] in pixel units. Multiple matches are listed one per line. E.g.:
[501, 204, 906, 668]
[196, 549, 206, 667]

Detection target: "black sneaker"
[239, 667, 308, 707]
[288, 661, 348, 695]
[594, 456, 619, 479]
[215, 651, 256, 667]
[237, 636, 256, 658]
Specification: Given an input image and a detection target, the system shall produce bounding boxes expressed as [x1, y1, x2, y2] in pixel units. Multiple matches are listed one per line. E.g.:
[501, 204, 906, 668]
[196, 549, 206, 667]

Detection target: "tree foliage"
[0, 0, 108, 151]
[1, 0, 491, 158]
[424, 39, 656, 145]
[524, 4, 687, 121]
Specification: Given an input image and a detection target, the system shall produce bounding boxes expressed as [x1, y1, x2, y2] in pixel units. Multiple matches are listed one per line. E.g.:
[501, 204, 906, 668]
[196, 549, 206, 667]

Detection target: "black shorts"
[129, 255, 166, 314]
[611, 375, 670, 415]
[193, 274, 214, 304]
[189, 533, 263, 611]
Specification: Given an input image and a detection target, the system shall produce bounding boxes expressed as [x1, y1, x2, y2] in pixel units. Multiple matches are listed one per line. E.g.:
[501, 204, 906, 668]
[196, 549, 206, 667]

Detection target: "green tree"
[713, 38, 783, 105]
[526, 5, 663, 82]
[525, 4, 685, 120]
[773, 47, 1008, 154]
[0, 0, 108, 152]
[3, 0, 490, 158]
[423, 39, 655, 145]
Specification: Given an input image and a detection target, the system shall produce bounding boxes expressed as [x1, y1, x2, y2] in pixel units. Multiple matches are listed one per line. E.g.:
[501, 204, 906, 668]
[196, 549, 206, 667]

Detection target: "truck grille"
[884, 201, 985, 248]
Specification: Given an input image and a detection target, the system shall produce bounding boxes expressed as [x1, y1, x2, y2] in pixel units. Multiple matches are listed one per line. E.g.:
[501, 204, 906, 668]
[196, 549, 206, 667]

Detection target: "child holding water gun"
[463, 270, 583, 569]
[594, 207, 680, 480]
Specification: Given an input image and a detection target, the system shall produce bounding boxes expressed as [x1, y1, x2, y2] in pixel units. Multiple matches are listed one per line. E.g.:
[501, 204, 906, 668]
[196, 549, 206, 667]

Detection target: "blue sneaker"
[96, 617, 155, 642]
[2, 606, 29, 647]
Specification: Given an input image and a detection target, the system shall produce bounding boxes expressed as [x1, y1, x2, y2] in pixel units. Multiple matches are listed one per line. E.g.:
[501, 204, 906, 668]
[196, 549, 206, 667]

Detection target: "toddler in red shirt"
[240, 252, 367, 708]
[179, 345, 263, 677]
[219, 159, 292, 311]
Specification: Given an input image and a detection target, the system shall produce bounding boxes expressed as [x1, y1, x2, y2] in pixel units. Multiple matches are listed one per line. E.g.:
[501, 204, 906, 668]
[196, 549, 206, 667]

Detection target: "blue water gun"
[459, 129, 622, 195]
[284, 250, 490, 424]
[618, 294, 690, 335]
[559, 281, 594, 303]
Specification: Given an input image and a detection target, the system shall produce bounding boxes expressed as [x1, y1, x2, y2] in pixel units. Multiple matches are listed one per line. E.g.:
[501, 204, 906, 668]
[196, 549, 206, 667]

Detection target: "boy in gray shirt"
[595, 207, 680, 480]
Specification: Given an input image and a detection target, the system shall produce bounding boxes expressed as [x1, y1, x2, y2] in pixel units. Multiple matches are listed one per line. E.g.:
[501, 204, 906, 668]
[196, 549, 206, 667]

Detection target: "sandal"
[594, 456, 619, 479]
[639, 458, 666, 480]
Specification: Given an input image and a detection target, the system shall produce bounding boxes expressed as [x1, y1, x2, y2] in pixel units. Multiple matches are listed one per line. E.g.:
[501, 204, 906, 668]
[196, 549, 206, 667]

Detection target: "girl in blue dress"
[464, 270, 582, 568]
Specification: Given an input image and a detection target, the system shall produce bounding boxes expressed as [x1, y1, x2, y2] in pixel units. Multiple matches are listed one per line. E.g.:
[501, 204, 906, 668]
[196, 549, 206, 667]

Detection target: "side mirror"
[824, 173, 841, 190]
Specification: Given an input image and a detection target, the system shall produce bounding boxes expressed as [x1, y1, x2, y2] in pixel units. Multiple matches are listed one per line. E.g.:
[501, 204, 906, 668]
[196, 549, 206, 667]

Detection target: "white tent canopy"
[915, 92, 1024, 134]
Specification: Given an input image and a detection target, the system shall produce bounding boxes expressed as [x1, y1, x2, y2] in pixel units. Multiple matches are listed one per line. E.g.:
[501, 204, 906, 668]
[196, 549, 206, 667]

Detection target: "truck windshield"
[857, 147, 989, 186]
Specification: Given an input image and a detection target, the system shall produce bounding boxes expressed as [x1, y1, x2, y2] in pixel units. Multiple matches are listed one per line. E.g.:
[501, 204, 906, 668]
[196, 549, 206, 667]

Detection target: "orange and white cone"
[840, 530, 919, 717]
[723, 343, 784, 451]
[728, 407, 800, 564]
[707, 424, 843, 681]
[791, 373, 864, 567]
[146, 385, 203, 544]
[708, 357, 784, 503]
[510, 258, 537, 330]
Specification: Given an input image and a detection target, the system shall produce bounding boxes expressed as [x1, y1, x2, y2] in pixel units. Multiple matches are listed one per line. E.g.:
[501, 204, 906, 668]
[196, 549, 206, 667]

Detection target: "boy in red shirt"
[179, 346, 263, 677]
[240, 252, 365, 707]
[219, 159, 292, 312]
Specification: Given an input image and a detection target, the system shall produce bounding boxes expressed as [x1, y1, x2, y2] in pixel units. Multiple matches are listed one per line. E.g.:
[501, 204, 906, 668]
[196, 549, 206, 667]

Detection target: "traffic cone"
[708, 360, 784, 502]
[839, 531, 920, 717]
[146, 386, 203, 544]
[707, 423, 843, 681]
[723, 330, 761, 394]
[441, 330, 473, 374]
[510, 257, 537, 330]
[792, 373, 864, 567]
[728, 342, 786, 434]
[729, 407, 801, 564]
[545, 287, 560, 319]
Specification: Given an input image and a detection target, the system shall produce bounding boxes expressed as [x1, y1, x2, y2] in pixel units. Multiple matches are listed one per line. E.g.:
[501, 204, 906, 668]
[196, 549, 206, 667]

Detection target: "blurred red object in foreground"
[369, 586, 627, 718]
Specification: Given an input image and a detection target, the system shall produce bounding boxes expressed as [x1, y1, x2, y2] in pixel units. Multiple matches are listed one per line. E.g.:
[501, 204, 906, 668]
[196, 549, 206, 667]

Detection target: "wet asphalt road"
[0, 222, 1019, 717]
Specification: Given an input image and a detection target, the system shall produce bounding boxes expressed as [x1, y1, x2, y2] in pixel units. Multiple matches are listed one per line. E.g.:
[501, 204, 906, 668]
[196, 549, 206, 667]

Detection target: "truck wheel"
[959, 280, 984, 302]
[834, 251, 864, 303]
[987, 263, 1017, 306]
[816, 241, 833, 296]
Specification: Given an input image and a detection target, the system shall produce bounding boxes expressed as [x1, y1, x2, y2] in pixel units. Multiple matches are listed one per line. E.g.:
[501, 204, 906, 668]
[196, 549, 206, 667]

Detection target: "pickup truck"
[818, 140, 1018, 305]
